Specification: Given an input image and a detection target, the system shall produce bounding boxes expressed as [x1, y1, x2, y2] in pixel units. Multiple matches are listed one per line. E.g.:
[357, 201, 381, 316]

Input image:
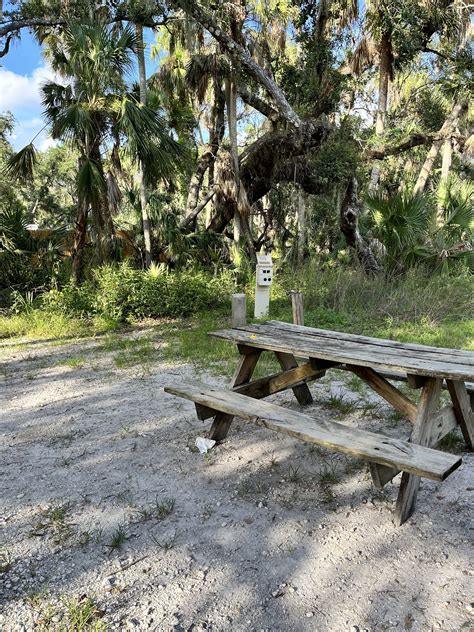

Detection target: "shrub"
[41, 263, 235, 322]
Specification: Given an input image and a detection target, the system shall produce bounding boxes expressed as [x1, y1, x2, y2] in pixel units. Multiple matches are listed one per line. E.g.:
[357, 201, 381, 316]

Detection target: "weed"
[107, 525, 128, 551]
[150, 531, 179, 551]
[438, 431, 465, 454]
[317, 459, 341, 485]
[360, 400, 384, 419]
[36, 602, 58, 628]
[154, 497, 176, 520]
[60, 355, 86, 369]
[63, 596, 106, 631]
[30, 503, 74, 544]
[134, 497, 175, 523]
[287, 464, 303, 484]
[324, 393, 359, 415]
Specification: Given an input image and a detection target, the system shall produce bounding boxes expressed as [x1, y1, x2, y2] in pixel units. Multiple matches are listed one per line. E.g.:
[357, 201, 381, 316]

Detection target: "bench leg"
[446, 380, 473, 449]
[394, 378, 442, 525]
[208, 347, 262, 442]
[274, 352, 313, 405]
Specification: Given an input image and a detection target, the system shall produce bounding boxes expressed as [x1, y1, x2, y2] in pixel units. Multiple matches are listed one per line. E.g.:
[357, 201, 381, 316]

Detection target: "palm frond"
[4, 143, 38, 183]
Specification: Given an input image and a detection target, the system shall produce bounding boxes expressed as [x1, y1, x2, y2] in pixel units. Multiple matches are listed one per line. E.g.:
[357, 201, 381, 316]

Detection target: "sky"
[0, 22, 158, 151]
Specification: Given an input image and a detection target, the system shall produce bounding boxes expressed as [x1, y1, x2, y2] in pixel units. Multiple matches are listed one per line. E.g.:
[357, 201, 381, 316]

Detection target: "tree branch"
[169, 0, 302, 128]
[363, 133, 433, 160]
[237, 84, 280, 122]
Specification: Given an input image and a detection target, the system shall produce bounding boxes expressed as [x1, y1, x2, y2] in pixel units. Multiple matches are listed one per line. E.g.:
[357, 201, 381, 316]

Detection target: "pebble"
[305, 612, 314, 618]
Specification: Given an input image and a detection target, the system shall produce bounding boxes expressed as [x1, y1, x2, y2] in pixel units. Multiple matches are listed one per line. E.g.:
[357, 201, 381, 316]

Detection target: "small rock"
[466, 603, 474, 613]
[305, 612, 314, 618]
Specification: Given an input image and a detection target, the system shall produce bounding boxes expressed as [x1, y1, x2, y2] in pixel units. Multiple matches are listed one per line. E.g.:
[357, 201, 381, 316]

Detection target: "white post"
[232, 293, 247, 327]
[254, 252, 273, 318]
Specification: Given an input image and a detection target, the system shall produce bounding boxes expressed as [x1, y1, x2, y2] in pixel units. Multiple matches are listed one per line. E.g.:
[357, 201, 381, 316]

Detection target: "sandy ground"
[0, 327, 473, 632]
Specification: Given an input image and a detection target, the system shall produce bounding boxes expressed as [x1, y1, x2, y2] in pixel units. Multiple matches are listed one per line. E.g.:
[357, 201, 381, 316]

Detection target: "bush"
[41, 263, 235, 322]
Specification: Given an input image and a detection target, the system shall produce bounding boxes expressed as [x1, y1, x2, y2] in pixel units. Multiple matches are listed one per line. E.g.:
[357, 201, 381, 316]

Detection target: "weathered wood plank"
[208, 412, 234, 442]
[274, 351, 313, 405]
[230, 349, 262, 388]
[196, 363, 326, 421]
[346, 365, 418, 423]
[248, 324, 474, 376]
[234, 362, 325, 399]
[209, 327, 474, 381]
[407, 374, 428, 389]
[370, 404, 458, 489]
[446, 379, 474, 449]
[265, 321, 474, 365]
[209, 348, 261, 442]
[164, 382, 461, 482]
[394, 378, 443, 526]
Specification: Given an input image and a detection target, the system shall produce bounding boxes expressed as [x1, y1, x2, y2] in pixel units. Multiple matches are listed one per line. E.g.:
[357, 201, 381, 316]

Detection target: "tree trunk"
[436, 138, 453, 225]
[297, 186, 305, 265]
[340, 177, 381, 274]
[440, 138, 453, 183]
[414, 101, 465, 194]
[225, 75, 242, 245]
[136, 22, 152, 267]
[369, 30, 392, 193]
[71, 200, 88, 285]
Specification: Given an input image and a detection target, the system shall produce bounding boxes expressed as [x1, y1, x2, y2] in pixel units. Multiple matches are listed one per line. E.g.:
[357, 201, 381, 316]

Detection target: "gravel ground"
[0, 328, 473, 632]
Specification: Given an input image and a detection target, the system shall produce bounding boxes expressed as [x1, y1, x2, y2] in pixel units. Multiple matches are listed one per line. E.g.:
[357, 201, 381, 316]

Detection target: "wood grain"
[164, 382, 461, 482]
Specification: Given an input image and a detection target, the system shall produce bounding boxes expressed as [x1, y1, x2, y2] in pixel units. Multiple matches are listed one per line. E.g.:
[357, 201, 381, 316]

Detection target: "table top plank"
[210, 324, 474, 381]
[244, 323, 474, 371]
[267, 321, 474, 363]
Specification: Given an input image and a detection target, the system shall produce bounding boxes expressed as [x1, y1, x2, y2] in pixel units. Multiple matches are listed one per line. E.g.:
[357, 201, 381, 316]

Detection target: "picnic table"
[165, 321, 474, 525]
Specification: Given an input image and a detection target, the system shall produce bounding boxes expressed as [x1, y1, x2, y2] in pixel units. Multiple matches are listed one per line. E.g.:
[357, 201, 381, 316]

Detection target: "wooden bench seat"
[164, 381, 462, 482]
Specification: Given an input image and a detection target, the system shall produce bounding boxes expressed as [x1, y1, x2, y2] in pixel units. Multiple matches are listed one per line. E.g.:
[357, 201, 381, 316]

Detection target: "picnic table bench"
[165, 321, 473, 525]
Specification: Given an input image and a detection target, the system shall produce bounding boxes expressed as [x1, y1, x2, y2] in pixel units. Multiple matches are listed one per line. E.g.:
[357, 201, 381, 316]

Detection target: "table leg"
[208, 346, 262, 442]
[394, 377, 442, 525]
[446, 380, 473, 449]
[274, 351, 313, 405]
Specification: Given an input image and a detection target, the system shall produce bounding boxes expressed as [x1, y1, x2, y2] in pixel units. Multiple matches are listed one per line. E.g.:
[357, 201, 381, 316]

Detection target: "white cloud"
[0, 64, 56, 110]
[37, 135, 58, 152]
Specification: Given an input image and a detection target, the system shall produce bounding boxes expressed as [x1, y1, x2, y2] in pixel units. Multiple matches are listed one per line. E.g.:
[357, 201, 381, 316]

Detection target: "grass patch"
[59, 355, 86, 369]
[0, 311, 120, 342]
[323, 393, 359, 415]
[107, 525, 128, 551]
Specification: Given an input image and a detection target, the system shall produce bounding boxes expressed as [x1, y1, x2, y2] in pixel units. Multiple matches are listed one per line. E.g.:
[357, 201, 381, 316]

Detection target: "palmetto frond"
[49, 103, 99, 143]
[4, 143, 38, 183]
[0, 205, 32, 253]
[366, 192, 433, 254]
[114, 97, 186, 178]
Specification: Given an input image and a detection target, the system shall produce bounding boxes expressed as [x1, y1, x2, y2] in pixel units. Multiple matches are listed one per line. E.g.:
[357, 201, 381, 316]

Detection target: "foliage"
[42, 263, 236, 321]
[365, 182, 473, 273]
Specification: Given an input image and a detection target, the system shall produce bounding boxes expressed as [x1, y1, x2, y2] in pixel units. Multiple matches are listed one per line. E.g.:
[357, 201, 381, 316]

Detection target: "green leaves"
[4, 144, 38, 183]
[115, 97, 186, 178]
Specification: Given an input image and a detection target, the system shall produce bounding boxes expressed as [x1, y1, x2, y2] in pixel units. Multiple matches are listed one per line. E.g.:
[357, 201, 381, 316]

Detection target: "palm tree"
[6, 20, 183, 283]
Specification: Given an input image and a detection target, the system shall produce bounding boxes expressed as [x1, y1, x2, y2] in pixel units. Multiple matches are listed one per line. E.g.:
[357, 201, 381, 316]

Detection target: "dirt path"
[1, 329, 473, 631]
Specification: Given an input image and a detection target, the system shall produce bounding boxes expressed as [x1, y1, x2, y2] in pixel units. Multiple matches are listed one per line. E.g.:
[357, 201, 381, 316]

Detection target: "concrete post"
[232, 293, 247, 327]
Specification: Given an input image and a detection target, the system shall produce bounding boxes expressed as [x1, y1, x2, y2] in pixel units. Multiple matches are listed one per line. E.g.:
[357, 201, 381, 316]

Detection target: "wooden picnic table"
[165, 321, 474, 525]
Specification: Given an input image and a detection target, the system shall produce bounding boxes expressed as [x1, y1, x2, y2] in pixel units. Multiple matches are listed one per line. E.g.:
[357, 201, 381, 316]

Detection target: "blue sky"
[0, 25, 159, 150]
